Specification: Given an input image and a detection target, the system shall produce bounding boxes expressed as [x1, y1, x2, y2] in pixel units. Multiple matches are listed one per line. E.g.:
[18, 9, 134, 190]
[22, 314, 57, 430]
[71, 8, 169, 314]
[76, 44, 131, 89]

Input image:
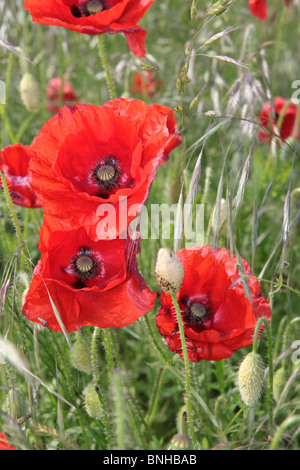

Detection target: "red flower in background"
[130, 71, 162, 98]
[248, 0, 267, 20]
[23, 0, 155, 57]
[27, 99, 169, 240]
[22, 223, 156, 332]
[152, 104, 182, 163]
[156, 246, 271, 362]
[0, 431, 16, 450]
[249, 0, 291, 21]
[46, 77, 79, 114]
[0, 143, 41, 208]
[258, 96, 300, 143]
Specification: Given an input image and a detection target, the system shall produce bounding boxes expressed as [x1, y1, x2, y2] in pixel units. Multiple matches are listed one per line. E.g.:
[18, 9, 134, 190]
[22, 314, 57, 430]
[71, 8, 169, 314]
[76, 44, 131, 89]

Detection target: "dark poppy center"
[186, 299, 212, 326]
[91, 157, 121, 192]
[71, 1, 106, 17]
[70, 247, 99, 281]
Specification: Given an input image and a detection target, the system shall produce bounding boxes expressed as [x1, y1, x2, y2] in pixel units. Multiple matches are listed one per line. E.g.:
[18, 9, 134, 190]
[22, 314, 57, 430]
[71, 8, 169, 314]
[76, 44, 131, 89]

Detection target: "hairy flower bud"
[238, 352, 265, 407]
[273, 367, 287, 402]
[71, 339, 92, 374]
[155, 248, 184, 294]
[19, 73, 40, 112]
[84, 385, 102, 420]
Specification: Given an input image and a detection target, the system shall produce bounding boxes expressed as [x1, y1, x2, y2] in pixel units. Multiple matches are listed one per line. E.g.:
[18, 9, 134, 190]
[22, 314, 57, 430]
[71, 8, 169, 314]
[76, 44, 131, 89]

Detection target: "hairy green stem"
[171, 294, 196, 448]
[252, 316, 274, 434]
[98, 35, 116, 99]
[92, 327, 112, 449]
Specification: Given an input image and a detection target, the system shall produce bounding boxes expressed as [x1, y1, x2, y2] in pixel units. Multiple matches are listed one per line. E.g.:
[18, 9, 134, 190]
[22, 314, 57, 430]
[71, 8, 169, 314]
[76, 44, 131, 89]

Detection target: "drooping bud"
[155, 248, 184, 295]
[84, 385, 103, 420]
[273, 367, 287, 403]
[70, 339, 92, 374]
[237, 352, 265, 407]
[168, 433, 192, 450]
[19, 73, 40, 112]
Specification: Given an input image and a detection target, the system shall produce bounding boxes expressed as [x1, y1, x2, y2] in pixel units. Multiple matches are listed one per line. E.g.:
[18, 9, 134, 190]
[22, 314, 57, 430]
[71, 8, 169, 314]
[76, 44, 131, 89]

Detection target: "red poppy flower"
[0, 431, 16, 450]
[152, 104, 182, 163]
[130, 71, 163, 98]
[23, 0, 155, 57]
[249, 0, 290, 21]
[258, 96, 300, 143]
[27, 99, 169, 240]
[156, 246, 271, 362]
[22, 223, 156, 332]
[0, 143, 41, 209]
[46, 77, 79, 114]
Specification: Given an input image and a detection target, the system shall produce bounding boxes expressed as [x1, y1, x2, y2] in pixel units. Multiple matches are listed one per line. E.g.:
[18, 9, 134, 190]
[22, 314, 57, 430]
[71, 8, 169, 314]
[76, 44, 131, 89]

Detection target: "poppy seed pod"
[84, 385, 102, 420]
[71, 339, 92, 374]
[238, 352, 265, 407]
[19, 73, 40, 112]
[155, 248, 184, 295]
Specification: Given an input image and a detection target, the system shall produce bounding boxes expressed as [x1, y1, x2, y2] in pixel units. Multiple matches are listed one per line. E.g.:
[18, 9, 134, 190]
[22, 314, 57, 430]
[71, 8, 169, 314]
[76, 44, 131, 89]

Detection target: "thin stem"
[0, 172, 32, 276]
[97, 35, 116, 99]
[171, 294, 196, 448]
[147, 367, 166, 427]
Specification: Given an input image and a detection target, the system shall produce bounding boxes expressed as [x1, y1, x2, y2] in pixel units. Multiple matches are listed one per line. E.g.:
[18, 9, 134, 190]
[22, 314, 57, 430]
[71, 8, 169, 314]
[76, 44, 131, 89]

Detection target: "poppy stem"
[97, 35, 116, 99]
[252, 316, 274, 434]
[171, 294, 197, 449]
[92, 327, 112, 449]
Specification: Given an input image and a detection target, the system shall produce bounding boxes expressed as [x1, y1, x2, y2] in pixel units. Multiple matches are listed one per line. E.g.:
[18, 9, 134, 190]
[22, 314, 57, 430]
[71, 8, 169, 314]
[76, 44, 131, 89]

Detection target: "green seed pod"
[238, 352, 265, 407]
[84, 385, 103, 420]
[155, 248, 184, 295]
[19, 73, 40, 112]
[6, 389, 28, 419]
[71, 340, 92, 374]
[168, 433, 192, 450]
[273, 367, 287, 402]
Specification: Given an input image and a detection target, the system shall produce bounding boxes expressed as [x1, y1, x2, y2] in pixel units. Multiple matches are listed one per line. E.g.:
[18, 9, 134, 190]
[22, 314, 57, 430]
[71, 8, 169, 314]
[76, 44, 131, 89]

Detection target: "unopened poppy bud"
[168, 433, 192, 450]
[71, 339, 92, 374]
[238, 352, 265, 407]
[273, 367, 286, 402]
[19, 73, 40, 112]
[155, 248, 184, 294]
[84, 385, 103, 420]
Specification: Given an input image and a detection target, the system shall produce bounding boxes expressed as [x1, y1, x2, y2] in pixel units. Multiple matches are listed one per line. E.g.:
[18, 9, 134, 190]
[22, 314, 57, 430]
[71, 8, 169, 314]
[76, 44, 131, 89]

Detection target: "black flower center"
[91, 157, 121, 192]
[186, 299, 212, 326]
[70, 246, 99, 282]
[71, 1, 106, 18]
